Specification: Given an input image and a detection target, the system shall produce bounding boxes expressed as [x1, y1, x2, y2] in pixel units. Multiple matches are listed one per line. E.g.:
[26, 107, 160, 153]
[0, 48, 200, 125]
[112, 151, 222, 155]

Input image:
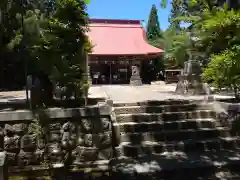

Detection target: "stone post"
[87, 64, 92, 85]
[130, 65, 142, 86]
[83, 52, 92, 85]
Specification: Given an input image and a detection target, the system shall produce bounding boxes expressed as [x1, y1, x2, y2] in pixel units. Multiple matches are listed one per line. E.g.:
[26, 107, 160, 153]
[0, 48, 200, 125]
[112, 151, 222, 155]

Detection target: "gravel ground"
[0, 90, 27, 100]
[0, 84, 233, 103]
[95, 85, 233, 103]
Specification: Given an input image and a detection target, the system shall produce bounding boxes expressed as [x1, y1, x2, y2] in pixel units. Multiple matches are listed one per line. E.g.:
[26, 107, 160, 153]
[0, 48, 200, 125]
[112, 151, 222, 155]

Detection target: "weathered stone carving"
[73, 147, 98, 162]
[38, 138, 45, 150]
[49, 123, 62, 131]
[35, 149, 44, 164]
[76, 136, 84, 146]
[21, 134, 37, 151]
[90, 117, 111, 133]
[61, 122, 76, 149]
[132, 66, 140, 76]
[13, 123, 28, 135]
[47, 143, 63, 165]
[4, 135, 20, 152]
[130, 65, 142, 86]
[18, 150, 35, 166]
[84, 134, 93, 147]
[4, 124, 14, 136]
[0, 104, 113, 170]
[61, 122, 76, 133]
[80, 119, 92, 132]
[7, 152, 17, 165]
[98, 147, 112, 160]
[101, 118, 110, 131]
[27, 123, 37, 135]
[99, 133, 112, 148]
[18, 149, 43, 166]
[49, 132, 61, 142]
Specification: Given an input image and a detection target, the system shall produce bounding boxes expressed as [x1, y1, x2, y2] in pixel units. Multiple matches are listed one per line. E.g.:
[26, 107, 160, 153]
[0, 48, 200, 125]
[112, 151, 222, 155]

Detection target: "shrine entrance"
[90, 60, 131, 85]
[89, 55, 159, 85]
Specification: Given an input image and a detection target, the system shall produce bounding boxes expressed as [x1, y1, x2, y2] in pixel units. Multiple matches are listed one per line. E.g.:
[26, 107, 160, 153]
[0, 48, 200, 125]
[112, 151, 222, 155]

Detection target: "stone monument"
[87, 65, 92, 85]
[175, 60, 207, 95]
[130, 65, 142, 86]
[175, 32, 211, 95]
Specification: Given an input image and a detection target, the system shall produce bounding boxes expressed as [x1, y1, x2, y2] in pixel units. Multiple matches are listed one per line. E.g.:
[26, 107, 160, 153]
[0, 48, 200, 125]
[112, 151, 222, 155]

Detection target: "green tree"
[36, 0, 90, 99]
[0, 0, 56, 90]
[203, 46, 240, 99]
[164, 29, 191, 68]
[145, 4, 164, 82]
[147, 4, 162, 41]
[200, 7, 240, 99]
[4, 0, 90, 100]
[161, 0, 240, 99]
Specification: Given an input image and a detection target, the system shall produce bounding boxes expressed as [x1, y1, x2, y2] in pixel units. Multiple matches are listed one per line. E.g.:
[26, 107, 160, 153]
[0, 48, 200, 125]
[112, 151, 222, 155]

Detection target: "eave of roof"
[87, 18, 164, 56]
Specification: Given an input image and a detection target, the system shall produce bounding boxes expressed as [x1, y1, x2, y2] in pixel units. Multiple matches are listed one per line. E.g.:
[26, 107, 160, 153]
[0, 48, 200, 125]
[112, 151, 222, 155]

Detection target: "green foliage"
[146, 4, 165, 76]
[196, 8, 240, 56]
[197, 7, 240, 99]
[37, 0, 89, 98]
[2, 0, 90, 99]
[160, 0, 240, 98]
[165, 29, 191, 68]
[147, 4, 162, 41]
[173, 0, 240, 98]
[202, 46, 240, 99]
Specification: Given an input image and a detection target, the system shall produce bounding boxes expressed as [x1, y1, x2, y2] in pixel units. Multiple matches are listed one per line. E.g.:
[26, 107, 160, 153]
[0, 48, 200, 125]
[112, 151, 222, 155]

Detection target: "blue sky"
[87, 0, 172, 30]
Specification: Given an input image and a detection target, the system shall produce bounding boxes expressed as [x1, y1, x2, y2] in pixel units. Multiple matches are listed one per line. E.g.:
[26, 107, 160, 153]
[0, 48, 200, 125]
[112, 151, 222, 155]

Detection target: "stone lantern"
[175, 32, 211, 95]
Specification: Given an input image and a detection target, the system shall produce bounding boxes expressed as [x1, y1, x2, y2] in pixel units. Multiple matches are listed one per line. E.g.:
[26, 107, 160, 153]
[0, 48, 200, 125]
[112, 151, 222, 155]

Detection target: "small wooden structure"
[165, 69, 182, 84]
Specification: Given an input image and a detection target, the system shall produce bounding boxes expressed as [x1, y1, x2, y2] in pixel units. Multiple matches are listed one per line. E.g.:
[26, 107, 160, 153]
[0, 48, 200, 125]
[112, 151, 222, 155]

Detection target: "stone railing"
[0, 102, 113, 179]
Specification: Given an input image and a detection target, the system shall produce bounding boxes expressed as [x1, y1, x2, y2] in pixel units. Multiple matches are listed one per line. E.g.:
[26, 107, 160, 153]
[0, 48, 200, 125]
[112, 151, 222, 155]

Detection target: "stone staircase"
[110, 100, 240, 179]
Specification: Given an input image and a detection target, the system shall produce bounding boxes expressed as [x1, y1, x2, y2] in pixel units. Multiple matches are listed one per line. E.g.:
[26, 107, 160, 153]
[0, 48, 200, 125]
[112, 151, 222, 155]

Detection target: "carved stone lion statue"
[131, 66, 139, 76]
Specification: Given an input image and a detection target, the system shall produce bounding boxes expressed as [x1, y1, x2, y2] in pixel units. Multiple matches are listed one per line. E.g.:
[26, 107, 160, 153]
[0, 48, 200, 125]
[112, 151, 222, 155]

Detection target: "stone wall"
[0, 103, 113, 176]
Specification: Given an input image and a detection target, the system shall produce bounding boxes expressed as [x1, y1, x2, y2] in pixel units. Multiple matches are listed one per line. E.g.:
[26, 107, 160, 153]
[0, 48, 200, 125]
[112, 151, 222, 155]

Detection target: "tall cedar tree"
[147, 4, 162, 41]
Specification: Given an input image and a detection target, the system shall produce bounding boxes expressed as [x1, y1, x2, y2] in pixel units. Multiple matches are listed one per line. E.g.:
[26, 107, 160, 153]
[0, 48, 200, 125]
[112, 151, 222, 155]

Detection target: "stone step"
[114, 103, 209, 115]
[112, 168, 240, 180]
[116, 113, 163, 123]
[113, 100, 191, 107]
[114, 106, 163, 115]
[162, 110, 216, 121]
[116, 110, 216, 123]
[115, 137, 240, 157]
[110, 150, 240, 179]
[113, 119, 220, 133]
[119, 128, 230, 143]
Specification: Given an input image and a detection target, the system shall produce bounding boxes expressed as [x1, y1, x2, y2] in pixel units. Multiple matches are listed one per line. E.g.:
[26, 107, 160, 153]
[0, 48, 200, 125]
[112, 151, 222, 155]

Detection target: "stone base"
[130, 76, 142, 86]
[175, 79, 211, 95]
[88, 77, 92, 86]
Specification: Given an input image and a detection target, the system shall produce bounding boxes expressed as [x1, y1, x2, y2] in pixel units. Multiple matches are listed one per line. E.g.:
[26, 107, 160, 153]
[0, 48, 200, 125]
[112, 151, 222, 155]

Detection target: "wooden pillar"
[109, 63, 112, 84]
[125, 62, 128, 82]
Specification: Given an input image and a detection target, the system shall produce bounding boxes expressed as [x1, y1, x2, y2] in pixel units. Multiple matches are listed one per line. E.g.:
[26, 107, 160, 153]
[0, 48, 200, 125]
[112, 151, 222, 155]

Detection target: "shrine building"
[87, 18, 164, 84]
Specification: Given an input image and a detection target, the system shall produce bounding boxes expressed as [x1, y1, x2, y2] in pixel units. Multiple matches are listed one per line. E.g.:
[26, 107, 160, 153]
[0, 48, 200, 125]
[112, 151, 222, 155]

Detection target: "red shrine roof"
[87, 18, 164, 56]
